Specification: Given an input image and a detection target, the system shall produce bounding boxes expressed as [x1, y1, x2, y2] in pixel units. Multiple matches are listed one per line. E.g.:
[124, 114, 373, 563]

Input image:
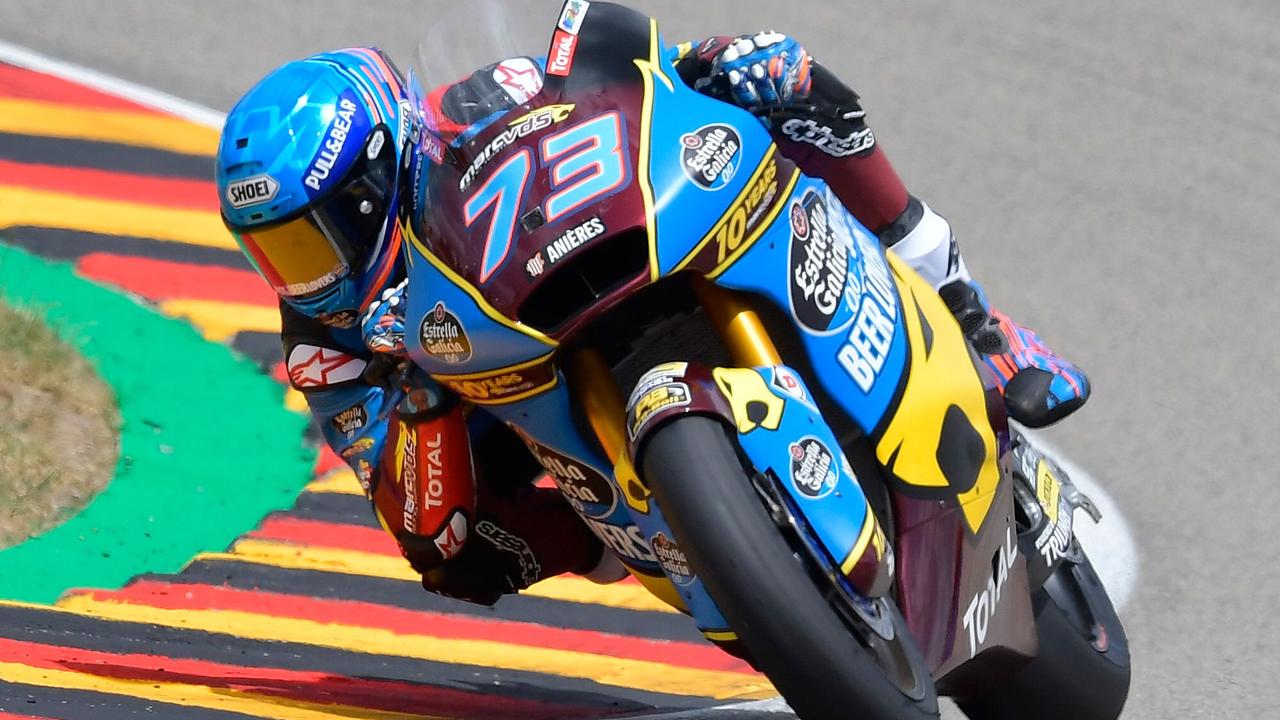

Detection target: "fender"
[626, 361, 892, 597]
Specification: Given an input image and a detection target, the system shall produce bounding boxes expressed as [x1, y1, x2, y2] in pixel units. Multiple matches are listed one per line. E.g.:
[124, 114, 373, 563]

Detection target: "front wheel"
[641, 416, 939, 720]
[955, 550, 1131, 719]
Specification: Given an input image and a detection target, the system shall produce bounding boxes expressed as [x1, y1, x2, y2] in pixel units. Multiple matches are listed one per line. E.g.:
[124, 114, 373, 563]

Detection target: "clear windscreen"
[411, 1, 795, 123]
[414, 0, 569, 112]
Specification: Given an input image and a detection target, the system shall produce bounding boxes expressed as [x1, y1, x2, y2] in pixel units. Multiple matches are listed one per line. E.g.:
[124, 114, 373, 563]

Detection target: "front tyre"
[956, 551, 1130, 719]
[641, 416, 939, 720]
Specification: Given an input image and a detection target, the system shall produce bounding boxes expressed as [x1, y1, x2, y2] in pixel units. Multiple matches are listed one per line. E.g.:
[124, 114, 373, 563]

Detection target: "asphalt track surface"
[2, 0, 1278, 718]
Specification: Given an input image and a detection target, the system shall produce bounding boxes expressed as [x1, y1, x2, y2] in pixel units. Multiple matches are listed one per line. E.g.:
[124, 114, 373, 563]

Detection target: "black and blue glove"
[712, 32, 814, 112]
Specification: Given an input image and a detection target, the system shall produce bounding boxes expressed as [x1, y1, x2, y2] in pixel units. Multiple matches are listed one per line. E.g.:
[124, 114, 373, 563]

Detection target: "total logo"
[547, 30, 580, 78]
[962, 526, 1019, 658]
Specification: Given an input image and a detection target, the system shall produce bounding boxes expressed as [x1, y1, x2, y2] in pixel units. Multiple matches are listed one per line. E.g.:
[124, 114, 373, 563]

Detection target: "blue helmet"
[216, 48, 421, 325]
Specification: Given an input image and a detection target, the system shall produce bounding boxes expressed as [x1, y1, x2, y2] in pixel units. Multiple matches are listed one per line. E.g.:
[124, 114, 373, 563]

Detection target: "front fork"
[567, 280, 893, 618]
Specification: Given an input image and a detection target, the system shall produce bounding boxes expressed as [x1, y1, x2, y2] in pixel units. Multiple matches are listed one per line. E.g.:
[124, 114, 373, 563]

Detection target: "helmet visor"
[232, 216, 351, 298]
[227, 124, 399, 299]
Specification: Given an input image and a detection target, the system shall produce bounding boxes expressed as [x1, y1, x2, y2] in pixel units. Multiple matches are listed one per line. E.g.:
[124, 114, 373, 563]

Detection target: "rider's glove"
[712, 32, 813, 112]
[362, 279, 408, 357]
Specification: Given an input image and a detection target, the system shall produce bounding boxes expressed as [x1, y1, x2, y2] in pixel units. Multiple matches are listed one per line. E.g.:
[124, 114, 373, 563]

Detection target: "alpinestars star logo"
[286, 345, 366, 388]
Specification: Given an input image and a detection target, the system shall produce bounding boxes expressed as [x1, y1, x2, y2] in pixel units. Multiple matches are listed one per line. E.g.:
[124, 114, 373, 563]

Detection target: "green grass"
[0, 301, 119, 548]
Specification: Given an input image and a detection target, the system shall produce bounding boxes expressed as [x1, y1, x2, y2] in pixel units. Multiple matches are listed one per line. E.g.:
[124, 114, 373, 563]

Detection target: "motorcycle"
[401, 2, 1131, 718]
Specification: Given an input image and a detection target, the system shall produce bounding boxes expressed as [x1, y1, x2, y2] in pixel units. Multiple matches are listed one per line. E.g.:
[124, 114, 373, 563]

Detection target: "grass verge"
[0, 301, 119, 547]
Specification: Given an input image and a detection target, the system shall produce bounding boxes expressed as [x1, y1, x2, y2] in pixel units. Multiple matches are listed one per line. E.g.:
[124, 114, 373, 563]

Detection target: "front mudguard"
[626, 361, 893, 597]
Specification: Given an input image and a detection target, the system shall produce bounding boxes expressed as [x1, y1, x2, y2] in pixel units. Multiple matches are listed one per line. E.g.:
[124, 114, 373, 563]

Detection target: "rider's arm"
[681, 36, 965, 288]
[281, 302, 479, 570]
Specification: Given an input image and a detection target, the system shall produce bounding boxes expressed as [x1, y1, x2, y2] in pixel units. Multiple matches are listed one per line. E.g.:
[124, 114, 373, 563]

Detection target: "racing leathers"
[293, 35, 1089, 606]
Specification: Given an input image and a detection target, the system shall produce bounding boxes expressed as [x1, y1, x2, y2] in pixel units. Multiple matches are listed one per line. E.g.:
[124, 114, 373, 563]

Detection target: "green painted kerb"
[0, 243, 313, 603]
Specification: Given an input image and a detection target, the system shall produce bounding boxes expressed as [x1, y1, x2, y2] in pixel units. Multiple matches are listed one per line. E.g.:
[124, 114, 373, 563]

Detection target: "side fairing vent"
[518, 228, 651, 333]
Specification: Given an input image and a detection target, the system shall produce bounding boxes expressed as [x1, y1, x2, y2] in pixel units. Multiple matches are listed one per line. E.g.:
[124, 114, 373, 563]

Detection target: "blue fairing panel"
[712, 365, 872, 570]
[716, 178, 909, 434]
[403, 232, 556, 376]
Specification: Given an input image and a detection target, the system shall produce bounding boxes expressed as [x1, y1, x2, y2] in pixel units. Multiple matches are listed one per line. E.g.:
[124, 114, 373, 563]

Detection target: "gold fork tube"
[694, 278, 782, 367]
[566, 348, 628, 466]
[566, 347, 689, 612]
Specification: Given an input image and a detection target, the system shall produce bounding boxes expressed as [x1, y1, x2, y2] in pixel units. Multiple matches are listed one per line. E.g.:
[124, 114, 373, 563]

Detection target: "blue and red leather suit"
[283, 38, 934, 605]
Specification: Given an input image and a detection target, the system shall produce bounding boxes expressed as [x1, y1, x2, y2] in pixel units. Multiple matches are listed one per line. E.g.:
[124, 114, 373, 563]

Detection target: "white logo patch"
[557, 0, 591, 35]
[492, 58, 544, 105]
[286, 344, 367, 388]
[225, 175, 279, 209]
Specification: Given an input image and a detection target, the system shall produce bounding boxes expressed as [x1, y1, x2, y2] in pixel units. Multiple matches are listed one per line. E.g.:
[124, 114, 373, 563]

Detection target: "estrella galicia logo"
[680, 123, 742, 191]
[331, 404, 368, 437]
[788, 189, 861, 334]
[316, 309, 359, 329]
[790, 435, 838, 499]
[419, 302, 473, 365]
[651, 532, 695, 586]
[527, 441, 618, 520]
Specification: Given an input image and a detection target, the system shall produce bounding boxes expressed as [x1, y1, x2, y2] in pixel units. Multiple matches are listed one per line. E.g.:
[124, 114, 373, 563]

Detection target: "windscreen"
[414, 0, 570, 118]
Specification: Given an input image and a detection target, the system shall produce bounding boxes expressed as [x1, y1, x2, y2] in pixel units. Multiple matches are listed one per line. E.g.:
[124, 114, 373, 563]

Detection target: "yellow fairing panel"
[875, 255, 1001, 534]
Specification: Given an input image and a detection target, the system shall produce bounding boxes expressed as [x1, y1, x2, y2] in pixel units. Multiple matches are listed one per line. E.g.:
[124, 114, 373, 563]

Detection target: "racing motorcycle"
[401, 2, 1131, 718]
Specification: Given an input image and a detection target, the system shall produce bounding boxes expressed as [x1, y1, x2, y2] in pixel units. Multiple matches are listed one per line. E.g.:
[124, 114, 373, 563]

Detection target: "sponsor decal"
[397, 428, 447, 535]
[331, 404, 368, 437]
[421, 133, 445, 165]
[316, 309, 359, 329]
[836, 228, 900, 392]
[547, 29, 580, 78]
[651, 532, 695, 586]
[628, 383, 691, 440]
[769, 366, 814, 409]
[1033, 460, 1073, 566]
[789, 435, 838, 499]
[557, 0, 590, 35]
[714, 367, 785, 435]
[584, 518, 658, 565]
[492, 57, 544, 105]
[680, 123, 742, 190]
[532, 216, 605, 275]
[525, 252, 547, 278]
[433, 509, 469, 561]
[366, 127, 386, 160]
[440, 365, 556, 404]
[340, 437, 375, 459]
[225, 174, 279, 209]
[398, 423, 420, 533]
[707, 156, 782, 266]
[627, 362, 689, 408]
[304, 93, 365, 193]
[788, 189, 859, 333]
[477, 519, 542, 587]
[526, 441, 618, 520]
[459, 104, 575, 191]
[963, 526, 1019, 658]
[419, 302, 473, 365]
[286, 345, 367, 388]
[356, 459, 373, 493]
[780, 117, 876, 158]
[397, 98, 420, 151]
